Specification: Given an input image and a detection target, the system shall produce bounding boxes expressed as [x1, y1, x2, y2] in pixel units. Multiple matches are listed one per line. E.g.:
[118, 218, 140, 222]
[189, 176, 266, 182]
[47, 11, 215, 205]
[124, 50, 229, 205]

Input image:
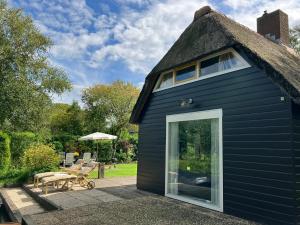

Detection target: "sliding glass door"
[165, 109, 223, 211]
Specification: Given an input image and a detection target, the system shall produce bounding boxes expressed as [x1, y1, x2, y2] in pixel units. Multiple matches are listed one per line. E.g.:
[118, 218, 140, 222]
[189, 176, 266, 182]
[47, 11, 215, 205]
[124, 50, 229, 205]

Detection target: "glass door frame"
[165, 109, 223, 212]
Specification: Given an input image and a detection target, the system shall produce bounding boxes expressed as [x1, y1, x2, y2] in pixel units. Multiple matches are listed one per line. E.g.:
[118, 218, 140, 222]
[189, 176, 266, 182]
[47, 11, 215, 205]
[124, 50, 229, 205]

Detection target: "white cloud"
[9, 0, 300, 104]
[90, 0, 210, 74]
[225, 0, 300, 30]
[52, 84, 86, 105]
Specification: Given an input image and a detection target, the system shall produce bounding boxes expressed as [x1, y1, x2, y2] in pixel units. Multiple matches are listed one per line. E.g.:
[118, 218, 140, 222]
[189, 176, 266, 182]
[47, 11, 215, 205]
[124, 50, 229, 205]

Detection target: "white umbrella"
[79, 132, 117, 141]
[78, 132, 117, 161]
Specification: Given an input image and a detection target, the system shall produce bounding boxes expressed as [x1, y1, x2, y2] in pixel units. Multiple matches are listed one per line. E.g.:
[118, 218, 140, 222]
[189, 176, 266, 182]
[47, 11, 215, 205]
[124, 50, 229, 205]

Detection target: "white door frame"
[165, 109, 223, 212]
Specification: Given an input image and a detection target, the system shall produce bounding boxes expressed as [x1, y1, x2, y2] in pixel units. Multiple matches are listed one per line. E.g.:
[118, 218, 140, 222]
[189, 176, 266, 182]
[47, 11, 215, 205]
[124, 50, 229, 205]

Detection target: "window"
[156, 71, 173, 89]
[166, 109, 223, 211]
[154, 49, 249, 92]
[200, 52, 244, 76]
[175, 65, 196, 83]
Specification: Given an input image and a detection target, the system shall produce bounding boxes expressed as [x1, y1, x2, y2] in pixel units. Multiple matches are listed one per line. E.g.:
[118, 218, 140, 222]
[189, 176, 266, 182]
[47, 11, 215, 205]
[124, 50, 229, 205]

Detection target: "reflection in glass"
[175, 65, 196, 82]
[167, 119, 220, 208]
[157, 72, 173, 89]
[200, 52, 244, 76]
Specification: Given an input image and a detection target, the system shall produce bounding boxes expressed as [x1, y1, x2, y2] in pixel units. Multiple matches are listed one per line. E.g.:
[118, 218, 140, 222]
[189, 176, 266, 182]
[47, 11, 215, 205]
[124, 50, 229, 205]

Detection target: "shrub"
[115, 131, 138, 162]
[115, 149, 133, 163]
[0, 168, 31, 186]
[52, 141, 64, 153]
[10, 132, 38, 166]
[52, 133, 80, 152]
[96, 140, 113, 162]
[0, 131, 11, 171]
[22, 144, 60, 172]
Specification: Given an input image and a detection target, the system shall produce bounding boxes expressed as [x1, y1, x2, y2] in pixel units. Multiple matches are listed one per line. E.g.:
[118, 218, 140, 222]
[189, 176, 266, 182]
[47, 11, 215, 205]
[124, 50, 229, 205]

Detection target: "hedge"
[0, 131, 11, 171]
[10, 131, 38, 166]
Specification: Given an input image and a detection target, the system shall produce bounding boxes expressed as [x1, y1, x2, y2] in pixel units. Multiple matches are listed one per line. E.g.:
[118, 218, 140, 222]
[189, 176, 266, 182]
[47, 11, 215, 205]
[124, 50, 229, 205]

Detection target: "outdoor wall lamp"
[180, 98, 193, 107]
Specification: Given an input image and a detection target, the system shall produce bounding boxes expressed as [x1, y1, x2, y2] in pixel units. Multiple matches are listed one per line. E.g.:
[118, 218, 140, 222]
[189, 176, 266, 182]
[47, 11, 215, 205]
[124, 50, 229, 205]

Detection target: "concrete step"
[0, 188, 45, 223]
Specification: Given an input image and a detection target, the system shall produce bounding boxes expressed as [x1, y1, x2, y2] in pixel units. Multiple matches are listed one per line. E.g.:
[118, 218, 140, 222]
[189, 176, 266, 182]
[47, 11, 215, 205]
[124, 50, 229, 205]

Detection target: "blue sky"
[8, 0, 300, 104]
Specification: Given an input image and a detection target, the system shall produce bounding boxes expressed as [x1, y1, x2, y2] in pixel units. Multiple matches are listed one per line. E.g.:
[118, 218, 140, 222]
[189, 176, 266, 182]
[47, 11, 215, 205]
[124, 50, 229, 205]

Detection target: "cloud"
[52, 84, 86, 105]
[224, 0, 300, 30]
[9, 0, 300, 104]
[90, 0, 210, 74]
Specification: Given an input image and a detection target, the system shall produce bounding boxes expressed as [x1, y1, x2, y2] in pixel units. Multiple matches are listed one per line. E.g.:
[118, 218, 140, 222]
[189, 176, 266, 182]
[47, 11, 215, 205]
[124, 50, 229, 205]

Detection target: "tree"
[290, 27, 300, 54]
[50, 102, 84, 135]
[82, 81, 140, 136]
[0, 1, 71, 132]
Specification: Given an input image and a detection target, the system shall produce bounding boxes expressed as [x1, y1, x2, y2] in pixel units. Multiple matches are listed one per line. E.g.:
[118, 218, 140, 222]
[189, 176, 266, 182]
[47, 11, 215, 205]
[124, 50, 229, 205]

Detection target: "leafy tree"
[50, 102, 84, 135]
[82, 80, 140, 136]
[0, 1, 71, 132]
[290, 27, 300, 54]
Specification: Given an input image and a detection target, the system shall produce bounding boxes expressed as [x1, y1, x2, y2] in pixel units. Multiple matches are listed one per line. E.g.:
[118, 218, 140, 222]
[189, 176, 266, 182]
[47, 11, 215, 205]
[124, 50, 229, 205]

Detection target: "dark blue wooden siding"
[137, 66, 296, 225]
[292, 102, 300, 224]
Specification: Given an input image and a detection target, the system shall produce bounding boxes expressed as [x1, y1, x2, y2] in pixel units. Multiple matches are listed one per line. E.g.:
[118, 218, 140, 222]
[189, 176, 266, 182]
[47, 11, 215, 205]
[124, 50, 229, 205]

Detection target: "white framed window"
[154, 48, 250, 92]
[165, 109, 223, 212]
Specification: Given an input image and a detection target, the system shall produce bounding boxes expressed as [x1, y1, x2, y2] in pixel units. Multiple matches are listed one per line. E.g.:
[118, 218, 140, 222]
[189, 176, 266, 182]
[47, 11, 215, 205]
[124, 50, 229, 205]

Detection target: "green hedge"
[0, 131, 11, 171]
[10, 132, 38, 166]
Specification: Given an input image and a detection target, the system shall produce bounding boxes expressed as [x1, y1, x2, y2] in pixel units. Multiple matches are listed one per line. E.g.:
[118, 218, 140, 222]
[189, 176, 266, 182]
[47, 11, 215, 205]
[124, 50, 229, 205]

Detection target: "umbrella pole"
[97, 142, 98, 161]
[97, 141, 100, 179]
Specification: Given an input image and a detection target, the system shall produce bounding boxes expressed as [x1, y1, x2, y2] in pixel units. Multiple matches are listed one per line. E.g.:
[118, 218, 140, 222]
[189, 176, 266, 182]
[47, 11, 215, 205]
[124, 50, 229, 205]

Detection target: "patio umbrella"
[78, 132, 117, 161]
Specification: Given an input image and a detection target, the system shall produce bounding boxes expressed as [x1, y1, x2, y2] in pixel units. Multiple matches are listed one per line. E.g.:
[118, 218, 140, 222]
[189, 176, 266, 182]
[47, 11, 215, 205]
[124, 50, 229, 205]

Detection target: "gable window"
[154, 48, 250, 91]
[175, 65, 196, 83]
[156, 71, 173, 89]
[200, 52, 244, 76]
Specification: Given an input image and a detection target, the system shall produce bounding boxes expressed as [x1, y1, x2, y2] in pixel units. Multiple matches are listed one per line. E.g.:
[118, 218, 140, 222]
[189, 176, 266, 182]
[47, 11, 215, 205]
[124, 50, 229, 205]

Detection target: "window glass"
[167, 117, 221, 209]
[157, 72, 173, 89]
[219, 52, 243, 70]
[200, 56, 219, 76]
[175, 65, 196, 82]
[200, 52, 245, 76]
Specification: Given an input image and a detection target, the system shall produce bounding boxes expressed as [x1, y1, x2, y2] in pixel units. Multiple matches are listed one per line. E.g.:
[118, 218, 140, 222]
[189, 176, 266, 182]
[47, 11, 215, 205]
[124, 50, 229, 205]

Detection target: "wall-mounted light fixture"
[180, 98, 193, 107]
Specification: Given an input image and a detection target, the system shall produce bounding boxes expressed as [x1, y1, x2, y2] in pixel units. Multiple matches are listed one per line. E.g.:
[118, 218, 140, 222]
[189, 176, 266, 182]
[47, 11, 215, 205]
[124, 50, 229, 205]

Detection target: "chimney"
[257, 9, 289, 45]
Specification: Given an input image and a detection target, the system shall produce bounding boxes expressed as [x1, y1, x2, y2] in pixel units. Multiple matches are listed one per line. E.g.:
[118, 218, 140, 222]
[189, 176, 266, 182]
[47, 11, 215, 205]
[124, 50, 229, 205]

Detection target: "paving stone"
[3, 187, 45, 216]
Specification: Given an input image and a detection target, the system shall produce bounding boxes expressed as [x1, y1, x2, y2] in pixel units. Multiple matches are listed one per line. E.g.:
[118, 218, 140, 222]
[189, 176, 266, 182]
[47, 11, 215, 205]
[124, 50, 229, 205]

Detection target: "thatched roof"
[130, 6, 300, 124]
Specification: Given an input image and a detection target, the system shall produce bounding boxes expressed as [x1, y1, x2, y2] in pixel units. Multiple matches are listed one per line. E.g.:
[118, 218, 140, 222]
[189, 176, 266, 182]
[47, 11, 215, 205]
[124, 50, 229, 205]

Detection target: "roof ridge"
[211, 10, 300, 61]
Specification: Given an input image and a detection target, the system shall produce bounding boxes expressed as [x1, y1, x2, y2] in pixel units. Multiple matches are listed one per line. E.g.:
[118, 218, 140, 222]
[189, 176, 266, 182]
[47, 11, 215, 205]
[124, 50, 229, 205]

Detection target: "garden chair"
[58, 152, 65, 165]
[83, 152, 92, 164]
[65, 162, 97, 189]
[41, 173, 77, 194]
[34, 171, 68, 188]
[65, 153, 74, 166]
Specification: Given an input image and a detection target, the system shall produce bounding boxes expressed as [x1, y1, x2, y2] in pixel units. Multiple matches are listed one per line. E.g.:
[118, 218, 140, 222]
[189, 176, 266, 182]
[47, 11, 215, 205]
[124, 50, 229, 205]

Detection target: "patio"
[22, 177, 260, 225]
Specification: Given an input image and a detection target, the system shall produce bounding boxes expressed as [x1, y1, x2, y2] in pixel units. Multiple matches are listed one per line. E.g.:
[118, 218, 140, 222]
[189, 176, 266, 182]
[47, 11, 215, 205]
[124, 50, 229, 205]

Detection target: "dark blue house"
[130, 6, 300, 225]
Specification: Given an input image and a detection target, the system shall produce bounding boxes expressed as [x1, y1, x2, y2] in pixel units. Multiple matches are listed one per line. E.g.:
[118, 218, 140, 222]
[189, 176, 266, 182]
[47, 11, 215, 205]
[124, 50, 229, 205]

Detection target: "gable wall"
[137, 64, 296, 224]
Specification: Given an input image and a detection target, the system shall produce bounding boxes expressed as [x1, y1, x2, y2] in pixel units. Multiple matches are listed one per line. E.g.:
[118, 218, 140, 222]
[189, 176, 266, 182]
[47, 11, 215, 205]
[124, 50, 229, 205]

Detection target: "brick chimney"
[257, 9, 289, 45]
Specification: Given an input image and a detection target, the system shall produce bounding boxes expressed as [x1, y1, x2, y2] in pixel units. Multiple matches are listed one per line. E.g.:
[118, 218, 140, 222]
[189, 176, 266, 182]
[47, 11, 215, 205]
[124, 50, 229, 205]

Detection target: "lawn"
[89, 163, 137, 179]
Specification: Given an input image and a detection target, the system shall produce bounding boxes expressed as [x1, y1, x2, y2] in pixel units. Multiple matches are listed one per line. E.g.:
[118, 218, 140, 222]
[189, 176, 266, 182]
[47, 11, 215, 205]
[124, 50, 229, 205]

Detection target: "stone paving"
[2, 188, 45, 217]
[26, 176, 137, 209]
[43, 189, 122, 209]
[5, 177, 261, 225]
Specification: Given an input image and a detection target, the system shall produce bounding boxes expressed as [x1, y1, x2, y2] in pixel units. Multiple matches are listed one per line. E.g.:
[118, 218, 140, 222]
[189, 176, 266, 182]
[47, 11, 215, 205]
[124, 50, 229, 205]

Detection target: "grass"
[89, 163, 137, 179]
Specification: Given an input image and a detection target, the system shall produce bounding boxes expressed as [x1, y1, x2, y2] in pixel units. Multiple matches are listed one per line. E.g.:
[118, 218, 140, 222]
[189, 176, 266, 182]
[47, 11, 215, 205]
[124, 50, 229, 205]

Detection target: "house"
[130, 6, 300, 225]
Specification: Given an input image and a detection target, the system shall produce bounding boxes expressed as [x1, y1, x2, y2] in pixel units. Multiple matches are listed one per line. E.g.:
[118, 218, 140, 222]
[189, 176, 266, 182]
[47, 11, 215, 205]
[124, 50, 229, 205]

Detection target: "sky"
[7, 0, 300, 104]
